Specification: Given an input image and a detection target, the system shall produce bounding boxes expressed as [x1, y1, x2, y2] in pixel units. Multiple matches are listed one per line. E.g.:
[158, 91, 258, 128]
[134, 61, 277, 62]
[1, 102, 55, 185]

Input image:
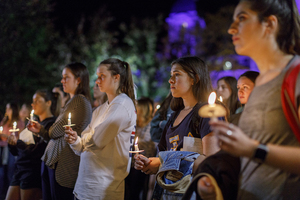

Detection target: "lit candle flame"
[134, 137, 139, 151]
[135, 137, 138, 145]
[68, 113, 71, 125]
[208, 92, 217, 105]
[219, 96, 223, 102]
[156, 104, 161, 110]
[0, 126, 3, 133]
[30, 110, 34, 121]
[13, 121, 17, 129]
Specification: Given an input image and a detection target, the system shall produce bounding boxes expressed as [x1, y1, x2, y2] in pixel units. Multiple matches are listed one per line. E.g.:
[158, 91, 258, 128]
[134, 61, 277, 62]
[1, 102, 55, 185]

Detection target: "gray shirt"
[238, 55, 300, 200]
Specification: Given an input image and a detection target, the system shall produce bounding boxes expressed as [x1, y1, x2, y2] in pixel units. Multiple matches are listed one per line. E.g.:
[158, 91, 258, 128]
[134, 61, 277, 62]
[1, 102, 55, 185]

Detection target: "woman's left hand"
[209, 120, 258, 158]
[64, 127, 78, 144]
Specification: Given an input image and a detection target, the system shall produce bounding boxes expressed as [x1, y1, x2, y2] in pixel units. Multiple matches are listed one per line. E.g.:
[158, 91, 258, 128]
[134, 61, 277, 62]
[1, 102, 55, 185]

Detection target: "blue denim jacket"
[153, 151, 200, 199]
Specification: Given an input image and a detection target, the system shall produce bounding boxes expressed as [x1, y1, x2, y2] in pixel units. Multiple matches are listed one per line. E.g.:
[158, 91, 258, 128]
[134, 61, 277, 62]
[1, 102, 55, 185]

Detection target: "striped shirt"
[39, 94, 92, 188]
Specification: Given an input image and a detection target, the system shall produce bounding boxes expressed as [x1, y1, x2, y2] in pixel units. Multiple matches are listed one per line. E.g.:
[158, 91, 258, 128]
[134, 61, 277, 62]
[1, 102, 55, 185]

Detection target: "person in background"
[6, 89, 60, 200]
[197, 0, 300, 199]
[28, 63, 92, 200]
[150, 93, 173, 144]
[0, 103, 24, 199]
[64, 58, 136, 200]
[92, 81, 107, 109]
[217, 76, 241, 117]
[229, 71, 259, 124]
[19, 104, 31, 126]
[125, 97, 156, 200]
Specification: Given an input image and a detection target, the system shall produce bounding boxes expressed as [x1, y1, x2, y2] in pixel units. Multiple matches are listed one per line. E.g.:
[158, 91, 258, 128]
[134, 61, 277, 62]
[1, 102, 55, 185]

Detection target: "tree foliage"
[0, 0, 63, 114]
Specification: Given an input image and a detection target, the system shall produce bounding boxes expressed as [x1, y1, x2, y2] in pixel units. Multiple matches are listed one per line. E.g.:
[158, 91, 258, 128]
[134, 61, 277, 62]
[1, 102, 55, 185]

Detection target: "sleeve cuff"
[70, 136, 82, 152]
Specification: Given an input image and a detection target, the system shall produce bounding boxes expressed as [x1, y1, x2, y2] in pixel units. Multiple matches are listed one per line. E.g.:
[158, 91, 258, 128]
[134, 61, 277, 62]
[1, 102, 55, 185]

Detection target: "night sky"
[50, 0, 239, 33]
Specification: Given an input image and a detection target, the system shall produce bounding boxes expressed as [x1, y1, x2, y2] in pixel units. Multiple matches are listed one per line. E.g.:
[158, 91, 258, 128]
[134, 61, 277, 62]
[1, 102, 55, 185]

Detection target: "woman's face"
[169, 63, 194, 99]
[19, 104, 30, 120]
[61, 68, 80, 96]
[95, 65, 119, 94]
[5, 104, 12, 119]
[237, 76, 255, 104]
[31, 93, 49, 116]
[217, 80, 231, 101]
[228, 1, 267, 56]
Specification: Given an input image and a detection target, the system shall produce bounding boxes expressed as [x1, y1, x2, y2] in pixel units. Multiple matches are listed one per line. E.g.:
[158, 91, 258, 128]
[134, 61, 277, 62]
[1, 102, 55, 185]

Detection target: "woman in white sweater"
[65, 58, 136, 200]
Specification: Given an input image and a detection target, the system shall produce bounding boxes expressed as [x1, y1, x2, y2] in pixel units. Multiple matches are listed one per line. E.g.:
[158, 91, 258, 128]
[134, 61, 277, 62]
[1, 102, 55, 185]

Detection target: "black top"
[158, 103, 211, 152]
[9, 116, 56, 175]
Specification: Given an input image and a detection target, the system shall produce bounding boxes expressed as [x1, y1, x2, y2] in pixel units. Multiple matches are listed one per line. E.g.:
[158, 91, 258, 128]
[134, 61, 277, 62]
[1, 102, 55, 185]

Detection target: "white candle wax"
[30, 110, 34, 121]
[134, 137, 139, 151]
[68, 113, 71, 125]
[13, 121, 17, 130]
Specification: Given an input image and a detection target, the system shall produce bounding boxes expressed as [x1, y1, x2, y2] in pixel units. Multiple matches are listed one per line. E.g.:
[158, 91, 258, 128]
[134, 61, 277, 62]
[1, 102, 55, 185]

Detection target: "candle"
[30, 110, 34, 121]
[198, 92, 226, 120]
[13, 121, 17, 130]
[219, 96, 223, 102]
[0, 126, 3, 134]
[68, 113, 71, 125]
[134, 137, 139, 151]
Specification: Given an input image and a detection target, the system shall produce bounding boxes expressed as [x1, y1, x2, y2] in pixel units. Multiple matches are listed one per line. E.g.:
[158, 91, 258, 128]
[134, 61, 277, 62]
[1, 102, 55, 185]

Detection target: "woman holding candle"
[125, 97, 156, 200]
[64, 58, 136, 200]
[0, 103, 24, 199]
[6, 89, 60, 200]
[28, 63, 92, 200]
[134, 56, 220, 199]
[195, 0, 300, 199]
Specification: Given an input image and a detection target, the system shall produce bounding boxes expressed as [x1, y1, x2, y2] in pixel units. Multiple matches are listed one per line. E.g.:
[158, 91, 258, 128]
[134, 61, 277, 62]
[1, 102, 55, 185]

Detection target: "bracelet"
[252, 143, 269, 163]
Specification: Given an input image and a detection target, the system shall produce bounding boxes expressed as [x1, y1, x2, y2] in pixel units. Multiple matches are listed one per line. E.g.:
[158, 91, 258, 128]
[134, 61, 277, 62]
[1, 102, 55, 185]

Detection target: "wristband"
[252, 143, 269, 163]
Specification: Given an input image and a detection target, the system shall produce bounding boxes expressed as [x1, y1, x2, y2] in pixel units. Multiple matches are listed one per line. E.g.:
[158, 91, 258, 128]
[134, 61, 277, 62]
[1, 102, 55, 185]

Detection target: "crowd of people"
[0, 0, 299, 199]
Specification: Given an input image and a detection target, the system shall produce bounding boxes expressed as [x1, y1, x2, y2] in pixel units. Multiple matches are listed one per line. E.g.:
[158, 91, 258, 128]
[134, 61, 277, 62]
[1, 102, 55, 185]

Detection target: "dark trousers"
[0, 149, 15, 200]
[125, 167, 149, 200]
[41, 161, 74, 200]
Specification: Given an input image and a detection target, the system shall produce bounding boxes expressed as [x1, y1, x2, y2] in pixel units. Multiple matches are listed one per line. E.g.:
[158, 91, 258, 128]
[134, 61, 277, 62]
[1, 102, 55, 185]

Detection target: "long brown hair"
[65, 62, 91, 102]
[100, 58, 136, 107]
[170, 56, 213, 111]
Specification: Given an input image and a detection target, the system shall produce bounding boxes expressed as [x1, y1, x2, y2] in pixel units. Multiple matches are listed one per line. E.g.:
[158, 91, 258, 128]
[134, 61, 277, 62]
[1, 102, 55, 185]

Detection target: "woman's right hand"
[64, 127, 78, 144]
[27, 121, 42, 133]
[134, 154, 160, 175]
[8, 135, 17, 146]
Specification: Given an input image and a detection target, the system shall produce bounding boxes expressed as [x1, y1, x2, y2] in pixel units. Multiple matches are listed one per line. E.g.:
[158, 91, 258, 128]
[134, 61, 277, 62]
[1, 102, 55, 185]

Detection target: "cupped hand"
[64, 127, 78, 144]
[134, 154, 160, 175]
[27, 121, 42, 133]
[197, 176, 216, 200]
[209, 120, 258, 158]
[8, 135, 17, 146]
